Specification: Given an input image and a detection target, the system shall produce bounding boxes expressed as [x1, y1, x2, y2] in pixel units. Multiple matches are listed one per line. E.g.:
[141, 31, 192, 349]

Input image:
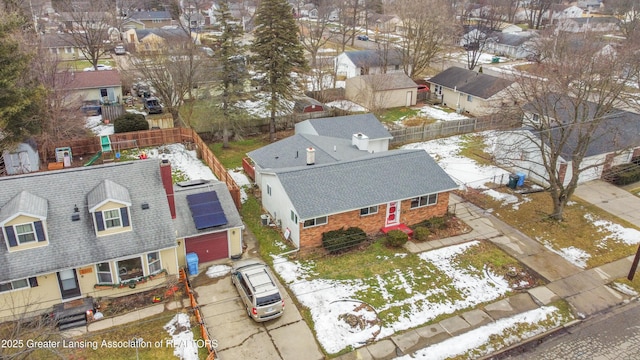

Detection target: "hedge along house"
[261, 149, 458, 250]
[173, 180, 244, 264]
[0, 160, 180, 321]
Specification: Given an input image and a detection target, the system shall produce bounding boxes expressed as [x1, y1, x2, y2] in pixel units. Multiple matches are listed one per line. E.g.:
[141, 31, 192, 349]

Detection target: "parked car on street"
[356, 35, 369, 41]
[231, 260, 285, 322]
[114, 45, 126, 55]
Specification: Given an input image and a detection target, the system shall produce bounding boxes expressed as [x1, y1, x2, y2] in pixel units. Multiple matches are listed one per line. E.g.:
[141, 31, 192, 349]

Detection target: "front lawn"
[462, 189, 640, 269]
[24, 311, 208, 360]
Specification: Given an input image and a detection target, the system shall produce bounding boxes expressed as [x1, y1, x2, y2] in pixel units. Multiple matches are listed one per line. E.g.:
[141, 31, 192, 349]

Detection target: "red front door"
[385, 201, 400, 227]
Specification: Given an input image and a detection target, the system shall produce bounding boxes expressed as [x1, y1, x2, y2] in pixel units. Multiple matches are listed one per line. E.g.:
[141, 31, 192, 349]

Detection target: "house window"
[65, 47, 73, 54]
[360, 205, 378, 216]
[96, 262, 113, 283]
[0, 278, 31, 293]
[267, 184, 272, 196]
[410, 194, 438, 209]
[467, 95, 473, 102]
[100, 88, 108, 98]
[147, 252, 162, 274]
[290, 210, 298, 223]
[104, 209, 122, 228]
[15, 224, 36, 244]
[303, 216, 327, 228]
[117, 257, 143, 282]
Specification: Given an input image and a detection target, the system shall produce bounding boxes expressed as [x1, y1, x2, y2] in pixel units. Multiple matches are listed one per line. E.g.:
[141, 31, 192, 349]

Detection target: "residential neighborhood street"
[500, 300, 640, 360]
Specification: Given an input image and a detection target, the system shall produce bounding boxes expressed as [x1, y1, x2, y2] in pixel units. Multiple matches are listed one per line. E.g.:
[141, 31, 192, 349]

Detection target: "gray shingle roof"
[0, 191, 48, 224]
[0, 160, 176, 282]
[130, 11, 173, 21]
[87, 179, 132, 211]
[275, 149, 458, 219]
[359, 73, 418, 91]
[302, 114, 392, 140]
[173, 181, 244, 237]
[428, 67, 513, 99]
[343, 49, 403, 67]
[247, 134, 367, 170]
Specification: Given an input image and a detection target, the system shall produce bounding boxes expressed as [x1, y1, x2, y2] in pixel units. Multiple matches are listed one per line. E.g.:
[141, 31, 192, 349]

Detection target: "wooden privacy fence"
[180, 268, 218, 360]
[389, 116, 518, 145]
[43, 128, 242, 209]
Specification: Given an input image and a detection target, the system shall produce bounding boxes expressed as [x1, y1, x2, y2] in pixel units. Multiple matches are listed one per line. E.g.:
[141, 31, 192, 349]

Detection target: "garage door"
[186, 232, 228, 263]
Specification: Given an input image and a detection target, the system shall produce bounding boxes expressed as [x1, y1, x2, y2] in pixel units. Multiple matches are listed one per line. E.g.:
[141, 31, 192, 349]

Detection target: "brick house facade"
[299, 192, 450, 248]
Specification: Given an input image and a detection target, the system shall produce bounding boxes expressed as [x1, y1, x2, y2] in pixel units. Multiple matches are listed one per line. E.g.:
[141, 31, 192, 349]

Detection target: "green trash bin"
[508, 174, 518, 189]
[491, 56, 500, 63]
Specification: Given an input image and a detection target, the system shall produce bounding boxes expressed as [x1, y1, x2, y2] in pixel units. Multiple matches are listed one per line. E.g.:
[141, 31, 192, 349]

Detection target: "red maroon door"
[385, 201, 400, 227]
[186, 232, 228, 263]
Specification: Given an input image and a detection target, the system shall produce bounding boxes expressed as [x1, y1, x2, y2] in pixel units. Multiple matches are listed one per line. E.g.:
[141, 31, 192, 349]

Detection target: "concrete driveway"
[192, 230, 324, 360]
[573, 180, 640, 225]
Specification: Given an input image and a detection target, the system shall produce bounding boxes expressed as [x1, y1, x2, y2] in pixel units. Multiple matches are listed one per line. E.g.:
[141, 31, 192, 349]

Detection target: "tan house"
[40, 33, 83, 61]
[428, 67, 513, 116]
[345, 73, 418, 110]
[63, 70, 123, 105]
[0, 159, 243, 326]
[123, 28, 196, 53]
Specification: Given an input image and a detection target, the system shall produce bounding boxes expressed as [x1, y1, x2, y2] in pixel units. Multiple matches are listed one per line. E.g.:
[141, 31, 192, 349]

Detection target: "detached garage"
[173, 181, 244, 268]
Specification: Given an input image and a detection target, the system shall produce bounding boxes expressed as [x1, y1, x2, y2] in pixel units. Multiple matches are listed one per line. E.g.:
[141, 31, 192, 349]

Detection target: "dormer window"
[4, 221, 47, 249]
[104, 209, 122, 228]
[94, 207, 130, 232]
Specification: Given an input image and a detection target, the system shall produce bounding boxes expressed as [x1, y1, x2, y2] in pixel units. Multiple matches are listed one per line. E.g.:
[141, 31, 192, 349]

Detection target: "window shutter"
[120, 207, 130, 227]
[94, 212, 105, 231]
[34, 221, 46, 242]
[28, 277, 38, 287]
[5, 227, 17, 247]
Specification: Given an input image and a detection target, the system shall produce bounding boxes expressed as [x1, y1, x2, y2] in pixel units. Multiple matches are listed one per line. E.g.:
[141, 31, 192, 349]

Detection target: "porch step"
[53, 297, 94, 330]
[381, 223, 414, 237]
[58, 318, 88, 331]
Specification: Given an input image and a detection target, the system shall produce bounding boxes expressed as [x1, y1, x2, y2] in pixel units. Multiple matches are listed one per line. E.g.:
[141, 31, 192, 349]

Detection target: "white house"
[335, 49, 405, 79]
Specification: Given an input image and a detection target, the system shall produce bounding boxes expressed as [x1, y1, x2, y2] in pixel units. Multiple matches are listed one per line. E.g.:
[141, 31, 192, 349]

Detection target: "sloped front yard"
[273, 239, 547, 354]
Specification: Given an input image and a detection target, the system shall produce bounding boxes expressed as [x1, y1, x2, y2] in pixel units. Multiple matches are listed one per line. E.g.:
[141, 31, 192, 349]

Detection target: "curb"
[479, 319, 582, 360]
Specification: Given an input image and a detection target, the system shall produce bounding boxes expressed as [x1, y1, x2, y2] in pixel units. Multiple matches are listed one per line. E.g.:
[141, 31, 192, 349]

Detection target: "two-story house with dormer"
[0, 158, 244, 326]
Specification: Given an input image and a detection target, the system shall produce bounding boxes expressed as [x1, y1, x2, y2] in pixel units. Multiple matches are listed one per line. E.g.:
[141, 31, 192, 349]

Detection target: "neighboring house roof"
[65, 70, 122, 90]
[564, 16, 617, 25]
[301, 114, 392, 140]
[0, 160, 176, 282]
[359, 73, 417, 91]
[130, 11, 173, 21]
[524, 94, 640, 159]
[487, 31, 535, 47]
[172, 180, 243, 237]
[428, 67, 513, 99]
[40, 33, 76, 47]
[293, 97, 325, 112]
[275, 149, 458, 219]
[342, 49, 403, 67]
[247, 133, 368, 169]
[135, 28, 191, 42]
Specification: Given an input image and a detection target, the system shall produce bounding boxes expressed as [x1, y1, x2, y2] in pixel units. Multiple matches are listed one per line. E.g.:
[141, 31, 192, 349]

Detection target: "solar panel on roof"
[186, 191, 227, 230]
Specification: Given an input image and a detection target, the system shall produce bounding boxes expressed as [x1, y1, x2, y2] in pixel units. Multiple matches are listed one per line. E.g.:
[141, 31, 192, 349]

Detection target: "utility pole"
[628, 244, 640, 280]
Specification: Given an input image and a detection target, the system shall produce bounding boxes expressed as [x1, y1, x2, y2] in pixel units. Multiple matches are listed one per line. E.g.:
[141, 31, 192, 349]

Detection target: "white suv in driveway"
[231, 260, 284, 322]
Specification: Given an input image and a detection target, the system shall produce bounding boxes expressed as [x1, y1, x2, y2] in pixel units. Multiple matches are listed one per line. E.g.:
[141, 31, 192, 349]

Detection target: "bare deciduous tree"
[392, 0, 459, 78]
[495, 31, 638, 221]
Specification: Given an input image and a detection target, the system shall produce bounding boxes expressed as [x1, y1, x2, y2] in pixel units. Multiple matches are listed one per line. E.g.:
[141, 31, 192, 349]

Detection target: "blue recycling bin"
[516, 172, 526, 187]
[186, 253, 199, 276]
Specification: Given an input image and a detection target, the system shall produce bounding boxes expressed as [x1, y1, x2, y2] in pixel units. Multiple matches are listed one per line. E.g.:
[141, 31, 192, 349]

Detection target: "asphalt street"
[496, 300, 640, 360]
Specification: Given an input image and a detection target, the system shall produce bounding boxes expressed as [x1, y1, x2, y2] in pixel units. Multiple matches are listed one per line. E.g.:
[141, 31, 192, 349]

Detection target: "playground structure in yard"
[84, 136, 140, 166]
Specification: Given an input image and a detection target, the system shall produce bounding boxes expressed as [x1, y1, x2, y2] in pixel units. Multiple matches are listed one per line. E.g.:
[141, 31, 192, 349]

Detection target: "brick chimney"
[160, 159, 176, 219]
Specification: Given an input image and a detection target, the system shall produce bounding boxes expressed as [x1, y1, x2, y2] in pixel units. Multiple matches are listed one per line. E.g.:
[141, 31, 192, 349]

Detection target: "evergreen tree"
[251, 0, 308, 141]
[0, 9, 44, 150]
[215, 0, 246, 148]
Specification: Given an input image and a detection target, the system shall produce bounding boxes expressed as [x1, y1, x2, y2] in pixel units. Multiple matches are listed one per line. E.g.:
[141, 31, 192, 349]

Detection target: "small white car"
[114, 45, 126, 55]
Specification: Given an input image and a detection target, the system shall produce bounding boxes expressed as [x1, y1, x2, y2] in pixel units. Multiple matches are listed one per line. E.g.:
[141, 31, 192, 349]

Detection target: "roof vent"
[141, 202, 150, 210]
[71, 214, 80, 221]
[306, 147, 315, 165]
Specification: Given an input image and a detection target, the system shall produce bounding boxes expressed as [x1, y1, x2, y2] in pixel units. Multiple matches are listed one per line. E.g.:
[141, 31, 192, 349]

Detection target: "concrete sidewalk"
[337, 193, 637, 360]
